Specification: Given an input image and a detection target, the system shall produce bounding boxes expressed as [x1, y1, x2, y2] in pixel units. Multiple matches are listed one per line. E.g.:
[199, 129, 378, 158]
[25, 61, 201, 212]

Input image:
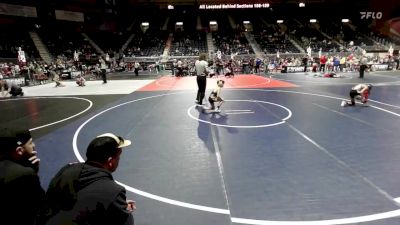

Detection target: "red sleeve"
[362, 90, 369, 99]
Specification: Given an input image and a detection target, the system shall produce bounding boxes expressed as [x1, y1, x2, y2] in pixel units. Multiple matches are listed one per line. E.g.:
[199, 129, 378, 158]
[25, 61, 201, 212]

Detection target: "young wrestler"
[76, 74, 86, 87]
[205, 79, 225, 112]
[313, 72, 344, 78]
[341, 83, 372, 106]
[49, 68, 65, 87]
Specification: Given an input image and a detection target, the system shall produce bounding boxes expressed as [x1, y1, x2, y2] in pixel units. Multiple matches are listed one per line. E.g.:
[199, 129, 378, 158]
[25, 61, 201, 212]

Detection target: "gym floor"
[1, 71, 400, 225]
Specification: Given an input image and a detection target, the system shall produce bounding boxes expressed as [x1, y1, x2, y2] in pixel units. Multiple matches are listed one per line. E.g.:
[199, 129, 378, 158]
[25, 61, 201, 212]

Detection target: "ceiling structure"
[0, 0, 398, 26]
[128, 0, 352, 6]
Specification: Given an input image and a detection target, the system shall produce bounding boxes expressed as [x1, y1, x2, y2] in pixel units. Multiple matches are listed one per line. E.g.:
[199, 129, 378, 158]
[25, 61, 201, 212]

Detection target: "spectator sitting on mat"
[0, 78, 24, 97]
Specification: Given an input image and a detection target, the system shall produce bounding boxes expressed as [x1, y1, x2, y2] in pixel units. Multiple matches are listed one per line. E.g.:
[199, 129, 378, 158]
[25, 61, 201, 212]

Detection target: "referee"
[195, 53, 209, 105]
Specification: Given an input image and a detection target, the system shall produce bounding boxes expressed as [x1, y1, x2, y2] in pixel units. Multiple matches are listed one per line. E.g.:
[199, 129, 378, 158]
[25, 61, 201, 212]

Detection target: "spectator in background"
[134, 62, 140, 76]
[39, 133, 135, 225]
[225, 59, 235, 77]
[394, 54, 399, 70]
[99, 57, 108, 84]
[255, 58, 262, 73]
[0, 128, 45, 225]
[302, 55, 308, 72]
[312, 58, 318, 73]
[215, 58, 223, 75]
[249, 58, 255, 73]
[359, 57, 367, 78]
[155, 60, 160, 74]
[320, 55, 327, 72]
[176, 59, 183, 76]
[340, 56, 346, 72]
[333, 57, 340, 72]
[20, 66, 30, 86]
[172, 59, 177, 76]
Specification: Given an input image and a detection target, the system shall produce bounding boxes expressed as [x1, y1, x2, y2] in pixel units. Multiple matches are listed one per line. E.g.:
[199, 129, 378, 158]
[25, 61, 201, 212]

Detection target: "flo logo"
[360, 12, 383, 19]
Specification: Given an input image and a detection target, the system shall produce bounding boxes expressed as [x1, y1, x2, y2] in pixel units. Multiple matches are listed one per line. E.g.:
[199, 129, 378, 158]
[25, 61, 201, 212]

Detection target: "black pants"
[349, 90, 360, 105]
[208, 97, 216, 109]
[196, 76, 207, 104]
[101, 69, 107, 83]
[359, 65, 365, 78]
[320, 64, 325, 72]
[10, 86, 23, 97]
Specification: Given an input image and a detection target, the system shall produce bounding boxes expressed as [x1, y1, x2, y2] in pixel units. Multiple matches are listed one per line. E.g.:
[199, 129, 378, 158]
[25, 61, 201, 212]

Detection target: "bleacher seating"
[170, 31, 207, 56]
[0, 28, 39, 60]
[125, 30, 168, 57]
[38, 24, 96, 59]
[253, 24, 300, 54]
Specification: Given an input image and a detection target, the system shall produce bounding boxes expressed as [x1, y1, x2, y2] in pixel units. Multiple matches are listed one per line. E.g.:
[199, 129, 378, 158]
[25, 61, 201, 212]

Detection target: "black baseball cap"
[0, 128, 32, 151]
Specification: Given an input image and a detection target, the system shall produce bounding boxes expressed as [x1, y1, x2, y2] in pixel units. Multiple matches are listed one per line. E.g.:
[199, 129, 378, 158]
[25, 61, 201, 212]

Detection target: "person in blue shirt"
[333, 57, 340, 72]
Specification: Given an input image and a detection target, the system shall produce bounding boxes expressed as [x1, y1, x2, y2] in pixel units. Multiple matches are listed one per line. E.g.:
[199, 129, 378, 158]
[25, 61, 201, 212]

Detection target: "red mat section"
[138, 75, 297, 91]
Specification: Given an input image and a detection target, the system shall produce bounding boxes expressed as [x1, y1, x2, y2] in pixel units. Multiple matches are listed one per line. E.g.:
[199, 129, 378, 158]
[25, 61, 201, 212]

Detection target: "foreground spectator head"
[0, 128, 37, 166]
[40, 132, 135, 225]
[0, 127, 45, 225]
[86, 133, 132, 171]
